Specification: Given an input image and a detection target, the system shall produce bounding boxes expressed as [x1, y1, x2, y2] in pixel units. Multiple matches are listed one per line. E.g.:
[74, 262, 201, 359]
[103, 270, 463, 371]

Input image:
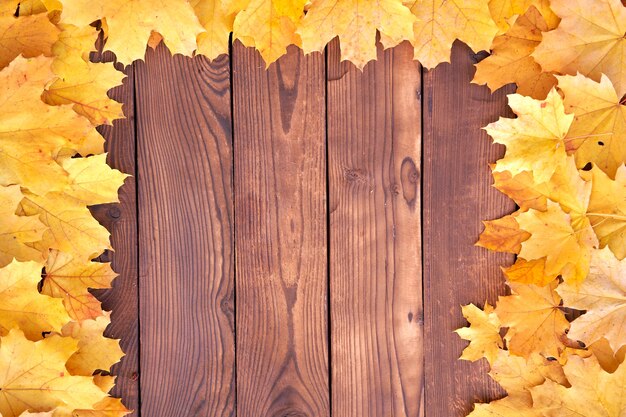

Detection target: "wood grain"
[422, 42, 515, 416]
[135, 44, 235, 417]
[327, 40, 424, 417]
[232, 43, 329, 417]
[89, 52, 139, 415]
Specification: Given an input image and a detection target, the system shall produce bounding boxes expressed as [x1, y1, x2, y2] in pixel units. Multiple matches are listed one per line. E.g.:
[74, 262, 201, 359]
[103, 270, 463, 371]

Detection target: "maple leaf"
[298, 0, 415, 69]
[72, 397, 131, 417]
[558, 74, 626, 180]
[191, 0, 240, 60]
[456, 303, 503, 365]
[19, 191, 112, 262]
[0, 260, 70, 340]
[515, 202, 598, 284]
[531, 354, 626, 416]
[62, 313, 124, 376]
[0, 185, 46, 267]
[532, 0, 626, 96]
[583, 165, 626, 260]
[60, 154, 128, 205]
[558, 248, 626, 353]
[473, 6, 557, 99]
[477, 213, 530, 254]
[58, 0, 205, 64]
[0, 329, 107, 417]
[0, 56, 102, 195]
[42, 250, 116, 321]
[0, 1, 60, 70]
[495, 280, 569, 357]
[233, 0, 306, 65]
[42, 24, 125, 126]
[487, 0, 558, 33]
[407, 0, 498, 69]
[485, 89, 573, 184]
[503, 258, 552, 286]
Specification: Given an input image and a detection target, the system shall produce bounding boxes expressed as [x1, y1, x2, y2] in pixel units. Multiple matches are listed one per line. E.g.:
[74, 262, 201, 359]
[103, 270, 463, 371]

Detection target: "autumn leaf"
[58, 0, 205, 64]
[583, 165, 626, 260]
[533, 0, 626, 96]
[62, 313, 124, 376]
[72, 397, 131, 417]
[558, 248, 626, 353]
[473, 6, 557, 99]
[487, 0, 558, 33]
[19, 191, 112, 262]
[0, 260, 70, 340]
[495, 280, 569, 357]
[0, 329, 107, 417]
[558, 73, 626, 179]
[485, 89, 572, 184]
[42, 250, 116, 321]
[42, 24, 125, 126]
[61, 154, 128, 205]
[0, 185, 46, 267]
[0, 1, 60, 70]
[407, 0, 498, 69]
[0, 56, 102, 195]
[233, 0, 306, 65]
[515, 202, 597, 284]
[298, 0, 415, 69]
[477, 212, 530, 254]
[531, 354, 626, 416]
[456, 303, 503, 365]
[192, 0, 240, 60]
[502, 258, 551, 286]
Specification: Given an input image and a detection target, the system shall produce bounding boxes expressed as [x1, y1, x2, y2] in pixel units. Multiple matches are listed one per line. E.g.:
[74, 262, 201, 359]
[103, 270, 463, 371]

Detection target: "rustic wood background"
[92, 39, 515, 417]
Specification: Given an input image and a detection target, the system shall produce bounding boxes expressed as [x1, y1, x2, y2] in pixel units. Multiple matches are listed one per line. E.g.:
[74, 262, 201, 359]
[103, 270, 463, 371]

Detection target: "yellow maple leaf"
[42, 250, 116, 321]
[473, 6, 557, 99]
[42, 24, 125, 126]
[407, 0, 497, 69]
[468, 396, 540, 416]
[58, 0, 204, 64]
[584, 165, 626, 260]
[233, 0, 306, 65]
[477, 213, 530, 254]
[19, 191, 112, 262]
[530, 354, 626, 416]
[495, 280, 569, 357]
[72, 397, 131, 417]
[0, 1, 60, 70]
[298, 0, 415, 69]
[487, 0, 558, 33]
[516, 202, 598, 283]
[192, 0, 240, 60]
[558, 248, 626, 353]
[558, 73, 626, 179]
[533, 0, 626, 96]
[0, 185, 46, 267]
[0, 56, 102, 195]
[60, 154, 128, 205]
[486, 89, 573, 184]
[503, 258, 552, 286]
[456, 303, 503, 365]
[0, 260, 70, 340]
[0, 329, 107, 417]
[62, 313, 124, 376]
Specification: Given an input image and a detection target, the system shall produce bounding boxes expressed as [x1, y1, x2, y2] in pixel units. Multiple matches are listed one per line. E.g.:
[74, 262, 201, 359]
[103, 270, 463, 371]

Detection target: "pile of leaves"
[1, 0, 624, 415]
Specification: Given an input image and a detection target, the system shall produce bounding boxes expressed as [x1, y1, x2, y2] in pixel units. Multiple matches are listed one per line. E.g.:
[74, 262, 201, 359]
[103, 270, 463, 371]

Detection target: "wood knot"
[400, 157, 419, 208]
[342, 166, 368, 185]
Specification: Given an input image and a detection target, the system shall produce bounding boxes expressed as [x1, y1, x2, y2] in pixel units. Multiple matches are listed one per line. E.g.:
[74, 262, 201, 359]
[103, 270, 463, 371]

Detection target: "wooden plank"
[232, 43, 329, 417]
[422, 42, 515, 416]
[89, 53, 139, 414]
[135, 44, 235, 417]
[327, 40, 424, 417]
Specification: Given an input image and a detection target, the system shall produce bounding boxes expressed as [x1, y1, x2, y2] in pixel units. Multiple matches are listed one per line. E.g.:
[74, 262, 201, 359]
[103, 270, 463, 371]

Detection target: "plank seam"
[229, 33, 238, 417]
[132, 61, 142, 417]
[324, 44, 333, 417]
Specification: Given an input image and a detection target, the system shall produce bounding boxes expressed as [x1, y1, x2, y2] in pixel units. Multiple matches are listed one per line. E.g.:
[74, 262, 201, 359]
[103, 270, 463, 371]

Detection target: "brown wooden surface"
[135, 44, 235, 417]
[422, 42, 515, 416]
[233, 43, 329, 417]
[90, 51, 140, 415]
[98, 41, 518, 417]
[327, 40, 424, 417]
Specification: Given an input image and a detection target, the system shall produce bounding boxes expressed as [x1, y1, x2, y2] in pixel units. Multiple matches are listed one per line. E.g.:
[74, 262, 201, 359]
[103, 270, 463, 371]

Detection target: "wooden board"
[422, 42, 516, 416]
[327, 40, 424, 417]
[232, 43, 329, 417]
[89, 52, 139, 415]
[135, 44, 235, 417]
